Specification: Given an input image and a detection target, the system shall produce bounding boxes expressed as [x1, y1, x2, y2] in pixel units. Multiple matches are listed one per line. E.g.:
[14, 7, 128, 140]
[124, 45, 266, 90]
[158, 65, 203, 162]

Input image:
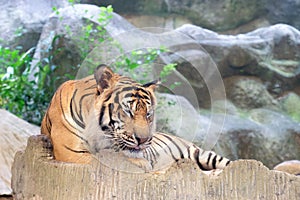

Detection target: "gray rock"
[177, 24, 300, 99]
[0, 0, 69, 50]
[224, 76, 278, 109]
[0, 109, 39, 195]
[266, 0, 300, 31]
[247, 109, 300, 166]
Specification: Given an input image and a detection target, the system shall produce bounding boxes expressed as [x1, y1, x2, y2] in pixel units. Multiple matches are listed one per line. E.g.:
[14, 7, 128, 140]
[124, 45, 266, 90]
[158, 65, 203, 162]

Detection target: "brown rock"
[274, 160, 300, 176]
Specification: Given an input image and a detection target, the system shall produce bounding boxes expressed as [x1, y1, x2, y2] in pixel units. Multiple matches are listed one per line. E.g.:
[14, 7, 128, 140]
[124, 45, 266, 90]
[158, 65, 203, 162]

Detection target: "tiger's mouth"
[118, 137, 152, 152]
[125, 142, 151, 152]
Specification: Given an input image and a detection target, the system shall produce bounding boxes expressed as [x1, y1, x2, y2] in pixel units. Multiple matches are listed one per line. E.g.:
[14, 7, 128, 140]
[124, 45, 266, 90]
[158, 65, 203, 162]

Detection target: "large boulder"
[0, 109, 39, 195]
[0, 0, 69, 51]
[176, 24, 300, 100]
[214, 109, 300, 168]
[29, 4, 135, 88]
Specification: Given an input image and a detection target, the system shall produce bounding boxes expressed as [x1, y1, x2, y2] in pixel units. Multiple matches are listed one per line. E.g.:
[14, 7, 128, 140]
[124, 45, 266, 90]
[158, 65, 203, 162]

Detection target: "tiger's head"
[92, 65, 159, 152]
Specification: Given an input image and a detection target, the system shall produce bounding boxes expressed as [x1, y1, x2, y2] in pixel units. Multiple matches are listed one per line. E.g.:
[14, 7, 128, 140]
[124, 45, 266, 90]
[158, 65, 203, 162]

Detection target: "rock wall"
[11, 135, 300, 200]
[82, 0, 300, 33]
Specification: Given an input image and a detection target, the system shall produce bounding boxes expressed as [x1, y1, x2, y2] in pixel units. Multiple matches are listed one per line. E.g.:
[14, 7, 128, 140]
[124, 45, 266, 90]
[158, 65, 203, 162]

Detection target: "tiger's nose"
[134, 135, 149, 145]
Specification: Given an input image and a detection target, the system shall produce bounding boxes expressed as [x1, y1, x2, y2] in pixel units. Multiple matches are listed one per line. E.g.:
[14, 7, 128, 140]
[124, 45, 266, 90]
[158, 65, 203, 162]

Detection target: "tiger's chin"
[122, 149, 144, 158]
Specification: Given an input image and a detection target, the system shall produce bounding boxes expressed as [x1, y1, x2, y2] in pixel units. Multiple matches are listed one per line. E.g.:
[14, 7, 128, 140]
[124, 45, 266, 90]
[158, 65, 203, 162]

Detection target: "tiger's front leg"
[49, 126, 92, 164]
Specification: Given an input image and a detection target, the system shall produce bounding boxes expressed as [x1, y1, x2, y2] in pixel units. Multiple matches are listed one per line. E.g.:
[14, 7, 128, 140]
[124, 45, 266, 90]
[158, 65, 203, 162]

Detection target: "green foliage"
[0, 47, 51, 124]
[113, 47, 178, 84]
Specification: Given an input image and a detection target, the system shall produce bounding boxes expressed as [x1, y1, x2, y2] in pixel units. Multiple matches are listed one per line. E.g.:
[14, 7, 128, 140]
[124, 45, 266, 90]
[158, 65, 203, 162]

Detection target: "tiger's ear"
[142, 79, 160, 92]
[94, 64, 115, 93]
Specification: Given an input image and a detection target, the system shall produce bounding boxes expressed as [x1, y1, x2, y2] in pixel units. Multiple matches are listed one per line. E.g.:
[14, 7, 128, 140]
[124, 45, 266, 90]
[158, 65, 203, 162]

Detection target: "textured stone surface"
[11, 135, 300, 200]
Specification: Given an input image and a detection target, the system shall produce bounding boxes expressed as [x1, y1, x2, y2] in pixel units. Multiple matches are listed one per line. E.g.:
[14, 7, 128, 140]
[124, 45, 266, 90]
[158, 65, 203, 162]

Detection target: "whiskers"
[110, 132, 152, 154]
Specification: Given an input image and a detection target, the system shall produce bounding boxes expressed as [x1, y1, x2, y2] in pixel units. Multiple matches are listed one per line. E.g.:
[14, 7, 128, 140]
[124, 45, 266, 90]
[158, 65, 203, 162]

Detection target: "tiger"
[41, 64, 231, 172]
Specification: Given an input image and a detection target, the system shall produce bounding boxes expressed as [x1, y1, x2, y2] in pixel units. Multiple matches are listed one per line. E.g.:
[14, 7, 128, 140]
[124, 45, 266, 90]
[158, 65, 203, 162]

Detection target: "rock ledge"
[12, 135, 300, 200]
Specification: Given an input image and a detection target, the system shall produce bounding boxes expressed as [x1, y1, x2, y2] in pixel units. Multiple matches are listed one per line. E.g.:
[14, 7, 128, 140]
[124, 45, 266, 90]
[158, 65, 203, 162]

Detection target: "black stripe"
[187, 146, 191, 159]
[153, 135, 178, 161]
[212, 155, 217, 169]
[117, 109, 122, 119]
[136, 89, 151, 100]
[64, 145, 89, 154]
[120, 86, 138, 92]
[148, 146, 158, 164]
[136, 87, 149, 94]
[70, 89, 85, 129]
[59, 87, 79, 131]
[226, 160, 231, 166]
[207, 152, 212, 166]
[61, 123, 89, 144]
[194, 148, 206, 170]
[219, 157, 223, 162]
[108, 103, 115, 127]
[78, 92, 94, 121]
[134, 93, 144, 99]
[114, 91, 120, 103]
[160, 134, 184, 159]
[103, 92, 113, 103]
[71, 90, 94, 130]
[152, 139, 168, 154]
[99, 105, 106, 126]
